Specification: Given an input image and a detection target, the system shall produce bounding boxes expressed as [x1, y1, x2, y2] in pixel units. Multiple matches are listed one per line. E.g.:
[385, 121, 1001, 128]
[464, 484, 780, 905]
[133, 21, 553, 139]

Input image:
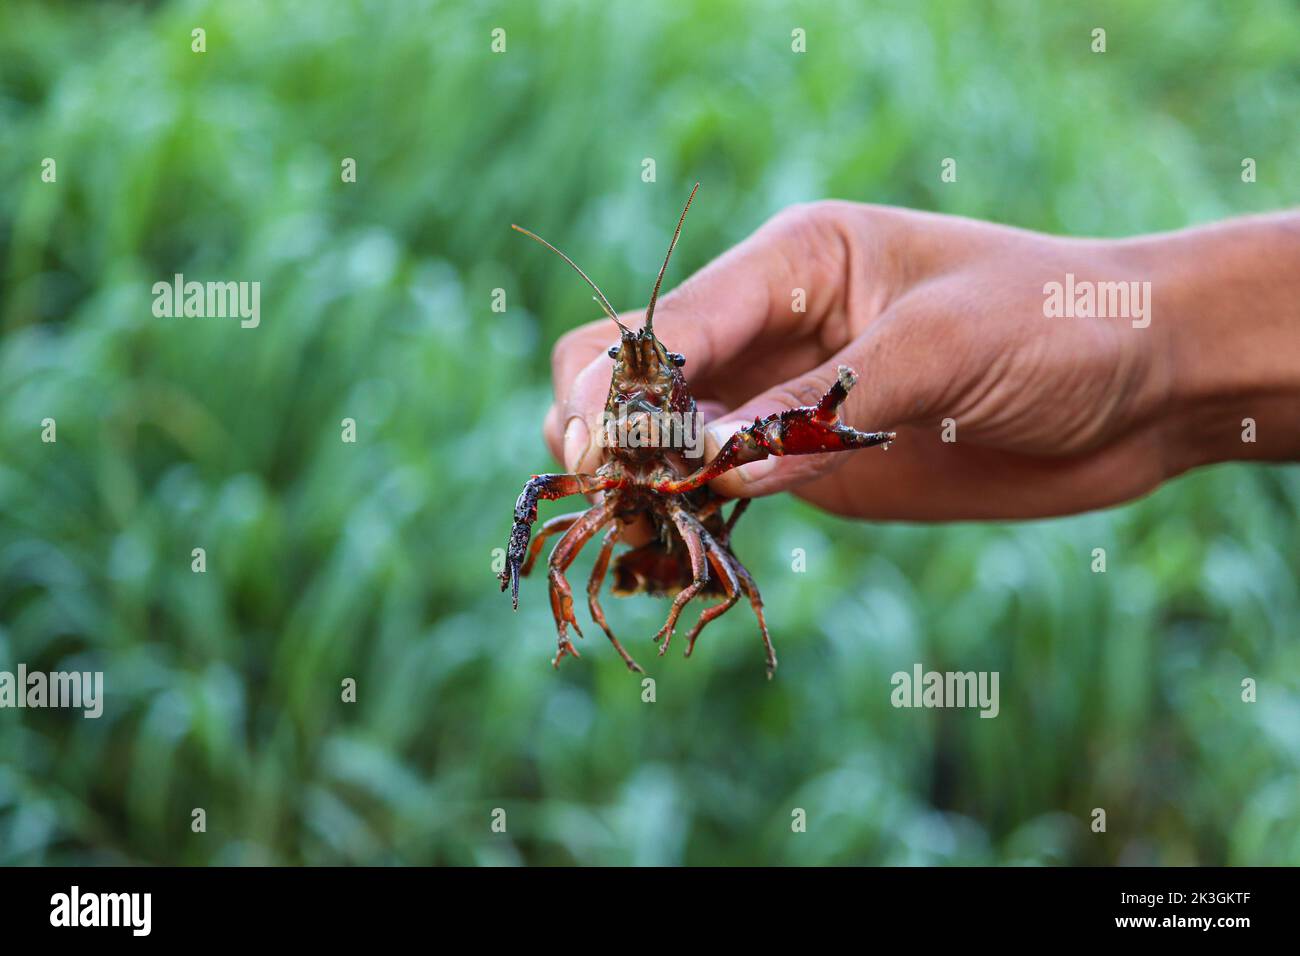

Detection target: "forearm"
[1129, 211, 1300, 473]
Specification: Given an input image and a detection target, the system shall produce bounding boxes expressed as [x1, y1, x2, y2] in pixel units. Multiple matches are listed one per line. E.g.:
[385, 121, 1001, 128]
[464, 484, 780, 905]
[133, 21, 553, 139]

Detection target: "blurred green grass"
[0, 0, 1298, 865]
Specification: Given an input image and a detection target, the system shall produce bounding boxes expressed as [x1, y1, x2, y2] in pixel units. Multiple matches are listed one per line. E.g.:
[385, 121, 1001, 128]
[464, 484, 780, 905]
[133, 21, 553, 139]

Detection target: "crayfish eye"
[607, 345, 620, 359]
[668, 352, 686, 367]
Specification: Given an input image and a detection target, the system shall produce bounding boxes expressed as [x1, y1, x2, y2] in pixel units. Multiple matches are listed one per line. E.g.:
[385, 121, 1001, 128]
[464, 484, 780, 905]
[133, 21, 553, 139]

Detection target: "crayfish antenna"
[644, 182, 699, 336]
[510, 223, 632, 336]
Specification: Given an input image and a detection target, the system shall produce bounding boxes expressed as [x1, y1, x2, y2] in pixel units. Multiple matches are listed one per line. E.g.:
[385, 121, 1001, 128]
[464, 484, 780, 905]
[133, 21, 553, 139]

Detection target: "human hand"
[546, 202, 1300, 520]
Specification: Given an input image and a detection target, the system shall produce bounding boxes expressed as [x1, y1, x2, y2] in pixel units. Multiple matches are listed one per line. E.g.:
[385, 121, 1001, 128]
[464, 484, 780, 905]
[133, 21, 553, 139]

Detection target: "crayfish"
[500, 184, 896, 677]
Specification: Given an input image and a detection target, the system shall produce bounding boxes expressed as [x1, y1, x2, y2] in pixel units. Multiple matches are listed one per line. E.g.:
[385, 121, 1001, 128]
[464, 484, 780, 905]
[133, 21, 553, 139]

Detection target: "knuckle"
[765, 200, 844, 239]
[550, 326, 583, 368]
[654, 271, 703, 315]
[767, 200, 902, 262]
[772, 377, 829, 411]
[550, 324, 609, 383]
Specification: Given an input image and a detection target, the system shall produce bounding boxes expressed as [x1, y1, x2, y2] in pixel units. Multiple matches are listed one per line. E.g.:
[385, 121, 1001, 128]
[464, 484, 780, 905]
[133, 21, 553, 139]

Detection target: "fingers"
[700, 317, 947, 498]
[793, 423, 1172, 520]
[542, 358, 611, 474]
[544, 202, 883, 472]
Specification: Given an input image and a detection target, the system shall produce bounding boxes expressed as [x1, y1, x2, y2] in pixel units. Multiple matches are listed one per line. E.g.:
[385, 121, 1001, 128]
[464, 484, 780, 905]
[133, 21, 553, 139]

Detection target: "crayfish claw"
[552, 639, 581, 669]
[654, 624, 673, 656]
[499, 561, 521, 610]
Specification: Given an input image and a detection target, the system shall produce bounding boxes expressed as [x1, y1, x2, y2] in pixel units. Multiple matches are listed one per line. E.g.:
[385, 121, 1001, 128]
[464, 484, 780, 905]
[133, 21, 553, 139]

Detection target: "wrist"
[1126, 213, 1300, 474]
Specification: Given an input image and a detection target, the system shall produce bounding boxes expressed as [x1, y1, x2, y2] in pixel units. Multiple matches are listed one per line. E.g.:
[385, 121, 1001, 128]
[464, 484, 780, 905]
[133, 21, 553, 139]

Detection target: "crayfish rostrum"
[501, 184, 895, 677]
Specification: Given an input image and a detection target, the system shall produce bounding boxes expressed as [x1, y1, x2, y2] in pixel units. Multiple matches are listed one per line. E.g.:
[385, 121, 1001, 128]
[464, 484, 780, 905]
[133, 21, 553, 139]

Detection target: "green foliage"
[1, 0, 1297, 865]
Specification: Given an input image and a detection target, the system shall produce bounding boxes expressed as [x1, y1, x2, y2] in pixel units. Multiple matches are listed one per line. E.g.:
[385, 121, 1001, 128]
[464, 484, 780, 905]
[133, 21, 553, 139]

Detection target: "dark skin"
[500, 186, 894, 676]
[546, 203, 1300, 519]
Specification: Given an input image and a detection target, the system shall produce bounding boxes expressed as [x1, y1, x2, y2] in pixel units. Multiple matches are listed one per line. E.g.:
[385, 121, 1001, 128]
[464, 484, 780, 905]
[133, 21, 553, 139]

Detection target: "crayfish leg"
[521, 511, 584, 577]
[587, 524, 644, 673]
[654, 505, 709, 657]
[722, 498, 750, 541]
[545, 498, 615, 669]
[683, 537, 741, 658]
[728, 554, 777, 678]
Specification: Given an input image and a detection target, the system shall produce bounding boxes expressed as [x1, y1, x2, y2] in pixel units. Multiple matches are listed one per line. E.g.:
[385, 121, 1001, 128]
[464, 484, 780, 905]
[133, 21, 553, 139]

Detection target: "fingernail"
[706, 420, 778, 484]
[563, 417, 590, 471]
[737, 457, 778, 483]
[705, 420, 745, 451]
